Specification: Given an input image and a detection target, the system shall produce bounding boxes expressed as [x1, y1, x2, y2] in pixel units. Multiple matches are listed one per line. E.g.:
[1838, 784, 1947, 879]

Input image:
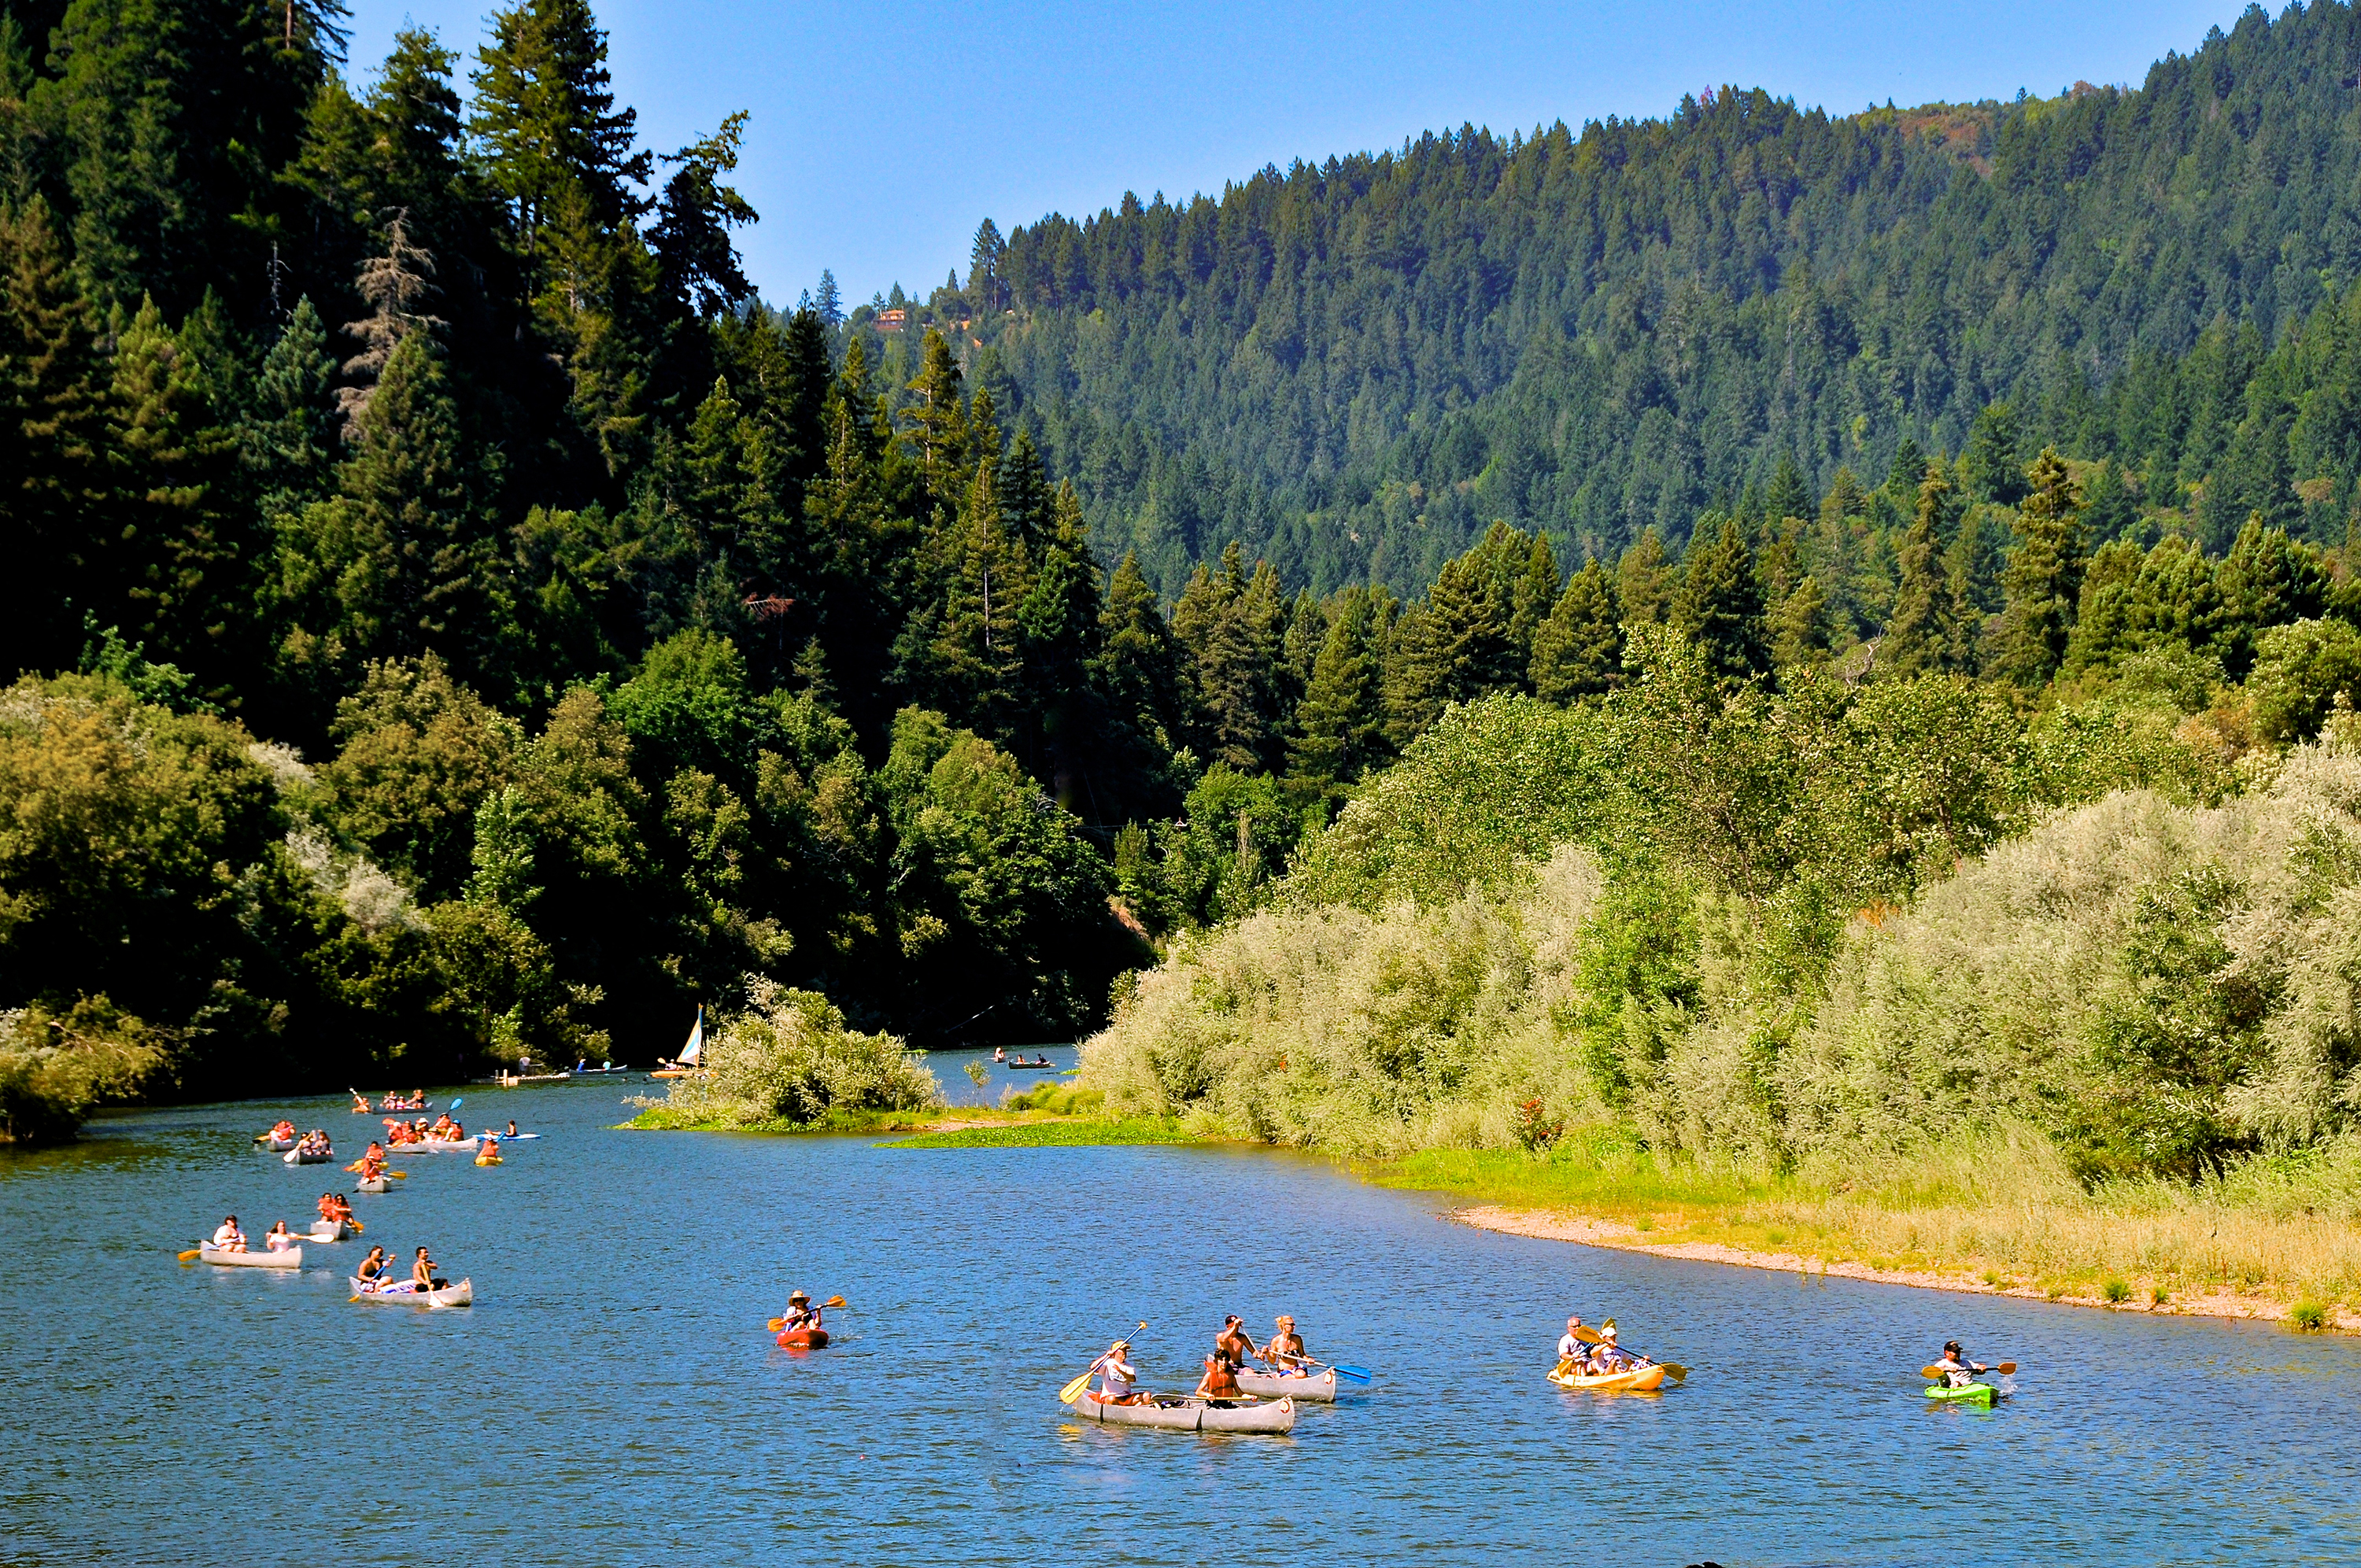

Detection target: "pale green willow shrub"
[0, 1000, 168, 1145]
[1086, 849, 1603, 1156]
[1283, 695, 1610, 912]
[649, 977, 941, 1127]
[1791, 742, 2361, 1176]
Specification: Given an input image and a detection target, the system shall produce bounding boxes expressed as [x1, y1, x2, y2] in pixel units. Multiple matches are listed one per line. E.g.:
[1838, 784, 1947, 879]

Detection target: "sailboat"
[648, 1006, 705, 1079]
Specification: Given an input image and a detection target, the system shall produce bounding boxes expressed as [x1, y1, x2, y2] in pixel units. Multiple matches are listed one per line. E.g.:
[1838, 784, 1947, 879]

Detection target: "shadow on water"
[2, 1086, 2359, 1565]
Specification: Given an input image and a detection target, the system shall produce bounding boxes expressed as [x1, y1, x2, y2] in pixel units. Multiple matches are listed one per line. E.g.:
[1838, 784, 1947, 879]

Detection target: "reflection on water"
[4, 1086, 2359, 1565]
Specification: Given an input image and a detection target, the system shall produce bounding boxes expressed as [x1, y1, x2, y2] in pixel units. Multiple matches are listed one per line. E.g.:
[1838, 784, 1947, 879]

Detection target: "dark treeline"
[863, 2, 2361, 598]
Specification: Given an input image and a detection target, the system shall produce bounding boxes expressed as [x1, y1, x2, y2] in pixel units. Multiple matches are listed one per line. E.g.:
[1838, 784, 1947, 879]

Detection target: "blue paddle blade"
[1332, 1364, 1374, 1382]
[449, 1098, 463, 1110]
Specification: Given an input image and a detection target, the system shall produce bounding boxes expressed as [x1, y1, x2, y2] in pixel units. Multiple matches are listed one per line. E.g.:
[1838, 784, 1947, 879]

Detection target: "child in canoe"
[1195, 1348, 1245, 1399]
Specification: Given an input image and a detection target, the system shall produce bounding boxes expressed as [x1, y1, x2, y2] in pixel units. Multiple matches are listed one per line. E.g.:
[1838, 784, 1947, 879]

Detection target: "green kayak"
[1924, 1382, 1997, 1406]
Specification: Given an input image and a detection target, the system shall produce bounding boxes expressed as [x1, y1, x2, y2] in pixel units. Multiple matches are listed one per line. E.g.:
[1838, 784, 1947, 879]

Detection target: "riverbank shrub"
[0, 1000, 169, 1145]
[643, 978, 942, 1128]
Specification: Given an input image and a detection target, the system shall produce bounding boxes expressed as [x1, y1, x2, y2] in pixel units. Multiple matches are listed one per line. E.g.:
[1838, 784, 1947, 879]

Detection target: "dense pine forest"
[10, 0, 2361, 1149]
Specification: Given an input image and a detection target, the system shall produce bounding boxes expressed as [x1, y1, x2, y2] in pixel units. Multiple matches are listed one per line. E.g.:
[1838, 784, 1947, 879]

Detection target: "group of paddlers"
[209, 1193, 359, 1253]
[1088, 1313, 1312, 1404]
[383, 1112, 465, 1145]
[353, 1243, 453, 1295]
[353, 1090, 428, 1113]
[1554, 1315, 1659, 1377]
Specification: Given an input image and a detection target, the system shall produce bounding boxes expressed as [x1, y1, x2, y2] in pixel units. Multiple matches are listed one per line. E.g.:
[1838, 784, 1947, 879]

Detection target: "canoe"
[257, 1135, 294, 1152]
[386, 1137, 478, 1154]
[998, 1061, 1058, 1070]
[473, 1153, 502, 1166]
[1547, 1363, 1668, 1393]
[200, 1242, 301, 1269]
[354, 1177, 390, 1194]
[1065, 1393, 1295, 1433]
[775, 1327, 829, 1348]
[1924, 1382, 1998, 1406]
[283, 1148, 330, 1164]
[349, 1276, 473, 1308]
[1234, 1367, 1339, 1402]
[305, 1219, 353, 1242]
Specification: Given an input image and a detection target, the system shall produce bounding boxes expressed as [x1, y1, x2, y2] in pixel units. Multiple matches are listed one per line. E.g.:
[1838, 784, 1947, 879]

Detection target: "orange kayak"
[776, 1327, 829, 1348]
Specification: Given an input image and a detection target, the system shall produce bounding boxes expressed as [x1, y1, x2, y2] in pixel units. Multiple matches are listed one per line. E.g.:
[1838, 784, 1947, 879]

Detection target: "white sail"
[678, 1007, 704, 1067]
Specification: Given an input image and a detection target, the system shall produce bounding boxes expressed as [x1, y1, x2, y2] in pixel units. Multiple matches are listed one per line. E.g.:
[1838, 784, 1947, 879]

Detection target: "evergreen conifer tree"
[1616, 528, 1676, 625]
[1529, 558, 1623, 702]
[1673, 516, 1769, 679]
[1991, 447, 2086, 688]
[1290, 586, 1385, 797]
[1881, 467, 1964, 677]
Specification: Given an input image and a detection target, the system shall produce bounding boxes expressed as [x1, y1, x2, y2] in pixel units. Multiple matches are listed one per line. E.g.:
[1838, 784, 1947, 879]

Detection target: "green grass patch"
[878, 1117, 1196, 1149]
[2101, 1277, 2132, 1304]
[2288, 1300, 2328, 1331]
[619, 1105, 945, 1134]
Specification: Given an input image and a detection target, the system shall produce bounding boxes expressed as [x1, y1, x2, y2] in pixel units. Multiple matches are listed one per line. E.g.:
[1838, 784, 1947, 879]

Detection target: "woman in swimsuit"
[1262, 1315, 1308, 1372]
[264, 1221, 295, 1251]
[356, 1246, 390, 1289]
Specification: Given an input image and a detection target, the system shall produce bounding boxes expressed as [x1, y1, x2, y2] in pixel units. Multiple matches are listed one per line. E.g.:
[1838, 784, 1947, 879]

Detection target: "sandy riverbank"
[1454, 1205, 2360, 1332]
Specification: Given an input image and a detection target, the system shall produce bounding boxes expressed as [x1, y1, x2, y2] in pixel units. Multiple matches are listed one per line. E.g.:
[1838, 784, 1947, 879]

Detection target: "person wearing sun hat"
[779, 1290, 823, 1334]
[1089, 1337, 1142, 1403]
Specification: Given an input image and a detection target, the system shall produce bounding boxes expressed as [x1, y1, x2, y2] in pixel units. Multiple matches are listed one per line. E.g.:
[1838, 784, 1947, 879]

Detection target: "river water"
[3, 1081, 2357, 1566]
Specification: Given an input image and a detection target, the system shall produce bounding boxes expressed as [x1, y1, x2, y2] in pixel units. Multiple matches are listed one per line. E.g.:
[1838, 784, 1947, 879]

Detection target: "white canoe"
[1235, 1367, 1338, 1402]
[386, 1137, 478, 1155]
[283, 1149, 329, 1164]
[354, 1177, 390, 1194]
[305, 1219, 353, 1242]
[257, 1136, 294, 1152]
[1065, 1393, 1295, 1433]
[349, 1276, 472, 1308]
[200, 1242, 301, 1269]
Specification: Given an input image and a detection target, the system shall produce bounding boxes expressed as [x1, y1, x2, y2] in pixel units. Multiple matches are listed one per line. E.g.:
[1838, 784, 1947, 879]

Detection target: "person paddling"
[211, 1215, 247, 1253]
[1089, 1338, 1144, 1404]
[1556, 1315, 1589, 1371]
[1934, 1341, 1987, 1389]
[778, 1290, 823, 1334]
[1195, 1347, 1245, 1399]
[504, 1120, 519, 1138]
[1215, 1315, 1257, 1367]
[264, 1220, 296, 1251]
[1262, 1315, 1309, 1372]
[412, 1247, 447, 1292]
[356, 1245, 390, 1289]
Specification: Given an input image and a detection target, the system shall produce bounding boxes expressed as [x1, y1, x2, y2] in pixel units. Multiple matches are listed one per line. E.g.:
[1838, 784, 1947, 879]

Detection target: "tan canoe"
[348, 1275, 472, 1307]
[1064, 1393, 1295, 1432]
[199, 1242, 301, 1269]
[1234, 1367, 1339, 1402]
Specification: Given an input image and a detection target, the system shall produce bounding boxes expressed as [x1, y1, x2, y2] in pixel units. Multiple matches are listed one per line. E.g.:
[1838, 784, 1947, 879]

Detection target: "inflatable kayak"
[776, 1327, 829, 1348]
[1924, 1382, 1998, 1406]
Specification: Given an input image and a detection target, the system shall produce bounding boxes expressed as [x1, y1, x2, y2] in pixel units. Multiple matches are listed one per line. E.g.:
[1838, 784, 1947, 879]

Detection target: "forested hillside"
[881, 2, 2361, 597]
[10, 0, 2361, 1145]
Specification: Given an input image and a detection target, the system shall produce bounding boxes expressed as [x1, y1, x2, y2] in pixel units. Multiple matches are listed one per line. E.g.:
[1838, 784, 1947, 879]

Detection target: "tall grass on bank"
[1373, 1127, 2361, 1309]
[630, 978, 941, 1131]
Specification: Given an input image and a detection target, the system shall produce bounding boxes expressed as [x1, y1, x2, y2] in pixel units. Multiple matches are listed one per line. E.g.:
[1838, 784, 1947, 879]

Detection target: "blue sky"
[345, 0, 2237, 308]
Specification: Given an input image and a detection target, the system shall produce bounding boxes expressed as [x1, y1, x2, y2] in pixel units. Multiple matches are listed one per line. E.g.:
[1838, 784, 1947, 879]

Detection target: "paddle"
[1921, 1361, 2016, 1379]
[766, 1295, 848, 1332]
[1060, 1321, 1149, 1404]
[1315, 1359, 1376, 1383]
[176, 1247, 202, 1262]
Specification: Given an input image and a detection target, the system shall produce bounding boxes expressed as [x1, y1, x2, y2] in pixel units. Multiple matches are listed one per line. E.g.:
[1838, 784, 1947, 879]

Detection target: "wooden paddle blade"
[1660, 1363, 1689, 1382]
[176, 1249, 202, 1262]
[1574, 1326, 1604, 1345]
[1995, 1362, 2018, 1374]
[823, 1295, 846, 1308]
[1919, 1364, 1949, 1379]
[1059, 1371, 1094, 1404]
